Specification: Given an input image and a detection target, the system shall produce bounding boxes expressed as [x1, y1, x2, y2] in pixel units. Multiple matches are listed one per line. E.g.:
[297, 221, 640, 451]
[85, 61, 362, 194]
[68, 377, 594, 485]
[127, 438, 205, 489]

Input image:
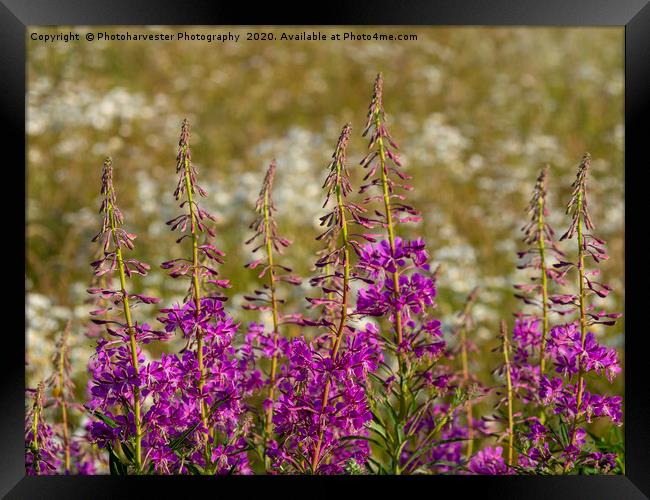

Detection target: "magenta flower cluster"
[25, 77, 623, 476]
[470, 156, 623, 475]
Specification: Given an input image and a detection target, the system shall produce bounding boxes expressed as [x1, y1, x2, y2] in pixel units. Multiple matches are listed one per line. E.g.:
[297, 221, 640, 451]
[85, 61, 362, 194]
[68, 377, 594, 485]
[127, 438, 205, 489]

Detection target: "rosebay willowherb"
[25, 78, 624, 476]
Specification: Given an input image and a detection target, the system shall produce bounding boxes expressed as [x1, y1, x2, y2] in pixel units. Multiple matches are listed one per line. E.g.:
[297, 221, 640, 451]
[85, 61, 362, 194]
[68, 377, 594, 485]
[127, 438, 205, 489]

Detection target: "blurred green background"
[26, 27, 624, 415]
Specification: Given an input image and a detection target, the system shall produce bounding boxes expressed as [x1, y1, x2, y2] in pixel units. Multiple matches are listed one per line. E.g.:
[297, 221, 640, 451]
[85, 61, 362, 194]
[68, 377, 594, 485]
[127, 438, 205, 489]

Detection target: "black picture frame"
[4, 1, 649, 498]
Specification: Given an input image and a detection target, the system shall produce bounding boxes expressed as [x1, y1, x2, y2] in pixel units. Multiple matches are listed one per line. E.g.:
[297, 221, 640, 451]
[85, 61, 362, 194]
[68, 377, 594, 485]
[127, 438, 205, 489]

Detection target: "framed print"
[4, 0, 649, 497]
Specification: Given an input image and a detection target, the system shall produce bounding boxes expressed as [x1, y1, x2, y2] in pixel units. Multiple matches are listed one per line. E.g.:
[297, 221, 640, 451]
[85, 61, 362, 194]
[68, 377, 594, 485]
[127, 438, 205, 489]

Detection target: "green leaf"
[403, 400, 432, 439]
[558, 419, 570, 448]
[168, 420, 202, 452]
[367, 456, 387, 475]
[106, 443, 128, 476]
[183, 461, 203, 475]
[121, 442, 135, 463]
[415, 458, 466, 472]
[383, 399, 401, 436]
[365, 458, 378, 474]
[112, 440, 133, 467]
[395, 438, 409, 460]
[368, 371, 386, 386]
[368, 421, 392, 449]
[616, 455, 625, 475]
[91, 410, 119, 429]
[340, 434, 386, 449]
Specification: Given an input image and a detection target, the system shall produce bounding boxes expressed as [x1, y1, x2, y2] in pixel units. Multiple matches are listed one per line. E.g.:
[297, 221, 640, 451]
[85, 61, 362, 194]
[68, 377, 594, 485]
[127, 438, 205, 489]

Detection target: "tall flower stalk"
[496, 165, 565, 446]
[457, 287, 479, 459]
[261, 164, 281, 437]
[42, 322, 98, 475]
[269, 124, 378, 474]
[51, 321, 72, 472]
[177, 120, 208, 451]
[25, 382, 62, 475]
[500, 320, 515, 466]
[562, 155, 590, 434]
[160, 118, 235, 469]
[467, 320, 518, 476]
[88, 157, 158, 473]
[557, 153, 621, 453]
[30, 383, 45, 471]
[356, 74, 455, 474]
[517, 165, 564, 374]
[361, 74, 413, 394]
[534, 169, 550, 373]
[158, 120, 250, 475]
[243, 160, 301, 465]
[310, 124, 354, 471]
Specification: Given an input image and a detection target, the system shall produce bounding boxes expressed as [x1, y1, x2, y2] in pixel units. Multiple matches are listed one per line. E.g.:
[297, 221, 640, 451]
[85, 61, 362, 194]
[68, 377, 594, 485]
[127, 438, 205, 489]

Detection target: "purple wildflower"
[25, 383, 62, 475]
[86, 157, 167, 473]
[241, 161, 303, 463]
[270, 124, 377, 474]
[468, 446, 512, 475]
[152, 120, 250, 474]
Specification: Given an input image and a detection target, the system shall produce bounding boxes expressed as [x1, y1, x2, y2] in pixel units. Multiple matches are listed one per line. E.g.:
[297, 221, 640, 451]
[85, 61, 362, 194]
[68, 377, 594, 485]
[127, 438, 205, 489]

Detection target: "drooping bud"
[561, 153, 593, 241]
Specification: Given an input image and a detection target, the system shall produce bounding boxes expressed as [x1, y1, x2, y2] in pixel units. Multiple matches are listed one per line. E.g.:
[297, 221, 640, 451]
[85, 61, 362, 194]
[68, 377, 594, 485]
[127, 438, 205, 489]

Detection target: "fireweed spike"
[178, 119, 209, 458]
[87, 157, 170, 474]
[457, 287, 479, 460]
[558, 153, 621, 455]
[506, 153, 622, 475]
[162, 119, 219, 469]
[243, 160, 302, 466]
[25, 381, 61, 475]
[363, 74, 404, 351]
[564, 154, 590, 432]
[311, 123, 354, 472]
[268, 123, 379, 474]
[356, 74, 452, 474]
[88, 157, 152, 473]
[360, 72, 423, 416]
[534, 167, 551, 374]
[500, 320, 515, 467]
[516, 165, 565, 376]
[52, 321, 72, 473]
[159, 120, 250, 475]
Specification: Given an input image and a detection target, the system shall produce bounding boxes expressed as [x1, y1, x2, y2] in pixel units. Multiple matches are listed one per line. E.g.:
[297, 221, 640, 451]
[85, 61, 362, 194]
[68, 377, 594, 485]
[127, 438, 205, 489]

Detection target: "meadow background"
[26, 27, 624, 437]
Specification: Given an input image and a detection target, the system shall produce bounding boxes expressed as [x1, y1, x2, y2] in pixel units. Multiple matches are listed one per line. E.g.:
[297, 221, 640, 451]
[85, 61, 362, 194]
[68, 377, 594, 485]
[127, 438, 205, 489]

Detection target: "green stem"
[57, 328, 71, 473]
[502, 322, 515, 467]
[31, 395, 41, 474]
[376, 119, 403, 350]
[538, 196, 550, 375]
[324, 256, 335, 340]
[376, 124, 404, 333]
[376, 114, 409, 472]
[569, 190, 588, 451]
[263, 188, 280, 465]
[460, 325, 474, 460]
[108, 203, 142, 473]
[310, 159, 351, 474]
[330, 180, 350, 360]
[182, 150, 211, 467]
